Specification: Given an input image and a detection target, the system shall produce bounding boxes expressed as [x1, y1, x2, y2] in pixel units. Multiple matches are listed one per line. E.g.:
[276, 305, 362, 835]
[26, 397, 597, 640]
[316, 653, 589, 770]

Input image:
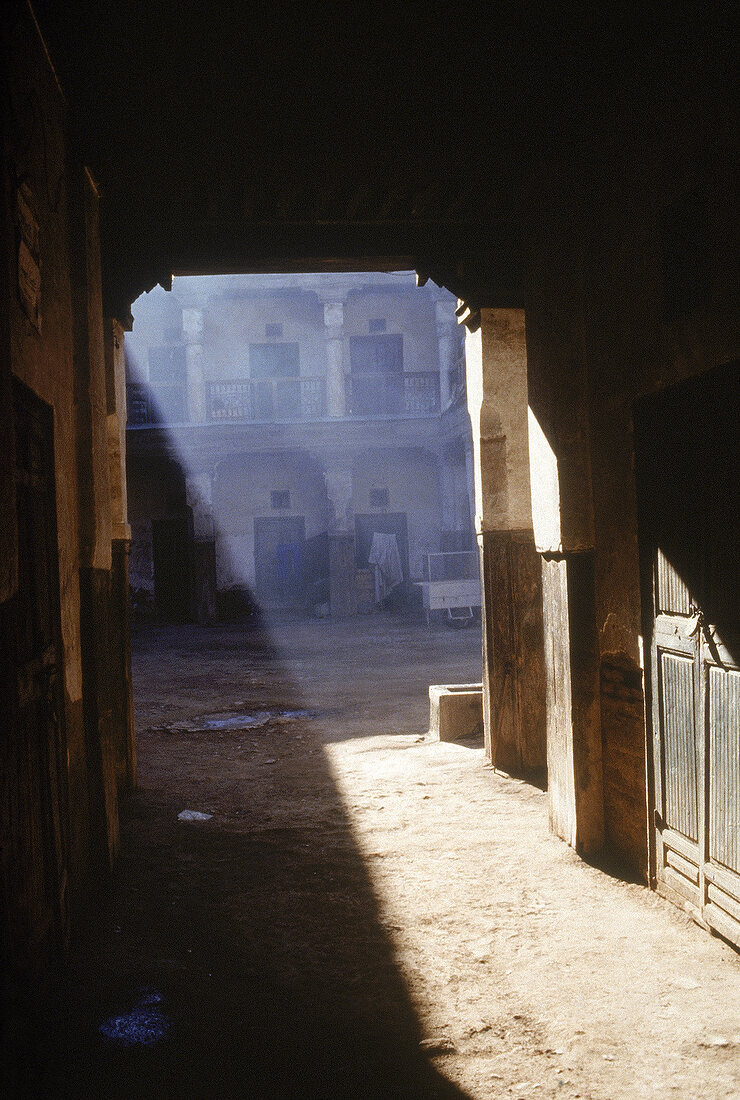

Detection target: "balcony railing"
[128, 370, 441, 426]
[207, 377, 326, 422]
[344, 371, 440, 416]
[126, 383, 187, 425]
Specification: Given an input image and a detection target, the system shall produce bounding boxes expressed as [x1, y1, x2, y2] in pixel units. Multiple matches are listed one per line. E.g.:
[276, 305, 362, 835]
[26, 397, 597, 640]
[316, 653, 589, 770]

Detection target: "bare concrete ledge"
[428, 683, 483, 742]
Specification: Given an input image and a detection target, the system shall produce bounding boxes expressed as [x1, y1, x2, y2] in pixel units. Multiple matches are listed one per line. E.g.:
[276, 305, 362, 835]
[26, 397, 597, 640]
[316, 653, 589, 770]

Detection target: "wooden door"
[637, 363, 740, 946]
[6, 380, 69, 955]
[254, 516, 306, 607]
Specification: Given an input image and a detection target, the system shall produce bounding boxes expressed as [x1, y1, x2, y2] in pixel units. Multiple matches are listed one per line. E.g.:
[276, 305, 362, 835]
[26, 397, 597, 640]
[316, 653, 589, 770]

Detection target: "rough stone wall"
[3, 2, 90, 940]
[1, 3, 132, 975]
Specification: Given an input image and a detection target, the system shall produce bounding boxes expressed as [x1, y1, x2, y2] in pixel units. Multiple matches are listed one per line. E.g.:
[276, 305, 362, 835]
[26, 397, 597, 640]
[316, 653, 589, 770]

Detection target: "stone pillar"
[325, 457, 356, 617]
[525, 216, 603, 854]
[104, 318, 135, 789]
[183, 308, 206, 423]
[435, 298, 458, 410]
[322, 299, 346, 417]
[186, 469, 217, 624]
[69, 168, 118, 873]
[440, 458, 457, 536]
[465, 307, 546, 775]
[464, 443, 475, 542]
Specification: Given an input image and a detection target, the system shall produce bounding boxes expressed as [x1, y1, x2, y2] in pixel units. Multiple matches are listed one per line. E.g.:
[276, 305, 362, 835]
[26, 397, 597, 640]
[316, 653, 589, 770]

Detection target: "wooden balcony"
[207, 377, 326, 422]
[127, 370, 442, 427]
[344, 371, 440, 416]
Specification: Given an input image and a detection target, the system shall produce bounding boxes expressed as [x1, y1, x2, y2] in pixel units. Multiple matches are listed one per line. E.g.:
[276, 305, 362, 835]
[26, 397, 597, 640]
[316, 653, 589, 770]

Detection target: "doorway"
[254, 516, 306, 608]
[636, 361, 740, 946]
[8, 380, 69, 955]
[152, 513, 193, 621]
[354, 512, 410, 608]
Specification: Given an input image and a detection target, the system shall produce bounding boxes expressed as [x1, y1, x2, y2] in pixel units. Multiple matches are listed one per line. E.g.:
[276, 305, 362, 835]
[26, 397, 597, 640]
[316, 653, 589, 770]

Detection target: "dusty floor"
[11, 616, 740, 1098]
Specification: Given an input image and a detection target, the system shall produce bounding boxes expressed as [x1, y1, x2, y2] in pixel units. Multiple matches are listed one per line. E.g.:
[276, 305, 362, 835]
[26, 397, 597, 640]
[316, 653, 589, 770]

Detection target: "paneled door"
[637, 362, 739, 946]
[254, 516, 306, 608]
[7, 380, 69, 955]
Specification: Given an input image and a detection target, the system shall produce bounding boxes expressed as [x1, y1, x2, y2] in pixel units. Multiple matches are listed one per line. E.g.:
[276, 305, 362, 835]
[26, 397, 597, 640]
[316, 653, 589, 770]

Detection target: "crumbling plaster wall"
[2, 2, 133, 967]
[352, 447, 442, 579]
[213, 452, 329, 591]
[203, 293, 325, 381]
[3, 3, 90, 904]
[344, 289, 439, 374]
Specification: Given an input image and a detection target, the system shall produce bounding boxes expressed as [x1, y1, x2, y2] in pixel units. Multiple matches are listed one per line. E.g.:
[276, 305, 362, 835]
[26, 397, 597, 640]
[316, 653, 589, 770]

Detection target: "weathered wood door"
[254, 516, 306, 607]
[637, 363, 739, 946]
[6, 380, 69, 956]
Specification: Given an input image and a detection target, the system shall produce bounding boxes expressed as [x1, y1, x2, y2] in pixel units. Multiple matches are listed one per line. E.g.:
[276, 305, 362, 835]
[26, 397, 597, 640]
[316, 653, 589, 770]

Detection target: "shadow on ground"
[6, 617, 479, 1099]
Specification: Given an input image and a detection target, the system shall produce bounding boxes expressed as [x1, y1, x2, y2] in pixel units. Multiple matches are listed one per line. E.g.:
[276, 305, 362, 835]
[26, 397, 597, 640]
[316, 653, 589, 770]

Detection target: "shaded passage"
[8, 617, 740, 1100]
[10, 617, 478, 1099]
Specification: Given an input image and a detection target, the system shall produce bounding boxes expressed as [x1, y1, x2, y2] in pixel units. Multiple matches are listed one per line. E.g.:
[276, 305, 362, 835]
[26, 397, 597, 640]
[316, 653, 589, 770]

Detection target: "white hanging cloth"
[368, 532, 403, 604]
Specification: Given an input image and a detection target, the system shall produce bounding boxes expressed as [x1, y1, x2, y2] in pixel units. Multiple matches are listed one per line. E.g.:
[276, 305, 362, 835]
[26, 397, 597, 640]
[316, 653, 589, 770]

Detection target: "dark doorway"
[6, 380, 69, 959]
[348, 334, 404, 415]
[254, 516, 306, 608]
[152, 514, 193, 621]
[635, 361, 740, 947]
[355, 512, 410, 607]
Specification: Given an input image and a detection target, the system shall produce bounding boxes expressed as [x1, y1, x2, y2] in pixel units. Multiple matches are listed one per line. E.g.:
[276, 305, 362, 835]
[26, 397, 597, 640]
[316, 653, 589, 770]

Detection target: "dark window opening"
[271, 490, 290, 510]
[250, 342, 299, 379]
[369, 318, 387, 333]
[348, 334, 403, 415]
[265, 323, 283, 338]
[369, 488, 389, 508]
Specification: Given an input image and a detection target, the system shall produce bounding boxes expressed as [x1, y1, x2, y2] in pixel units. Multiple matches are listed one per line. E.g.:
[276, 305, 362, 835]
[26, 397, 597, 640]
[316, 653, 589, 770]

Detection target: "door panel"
[659, 649, 699, 842]
[708, 665, 740, 872]
[656, 548, 692, 615]
[637, 361, 740, 946]
[254, 516, 306, 607]
[8, 380, 69, 955]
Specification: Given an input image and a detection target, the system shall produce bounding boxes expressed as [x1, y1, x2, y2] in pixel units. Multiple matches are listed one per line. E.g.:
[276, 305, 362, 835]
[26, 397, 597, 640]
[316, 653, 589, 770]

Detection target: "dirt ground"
[10, 615, 740, 1098]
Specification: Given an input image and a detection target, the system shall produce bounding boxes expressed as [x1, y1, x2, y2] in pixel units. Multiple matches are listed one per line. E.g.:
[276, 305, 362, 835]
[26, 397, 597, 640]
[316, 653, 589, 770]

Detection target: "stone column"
[69, 168, 118, 873]
[183, 307, 206, 423]
[464, 443, 476, 542]
[525, 214, 603, 855]
[322, 299, 346, 417]
[186, 468, 217, 624]
[324, 457, 356, 617]
[435, 298, 458, 410]
[440, 457, 457, 537]
[104, 318, 135, 788]
[465, 307, 546, 776]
